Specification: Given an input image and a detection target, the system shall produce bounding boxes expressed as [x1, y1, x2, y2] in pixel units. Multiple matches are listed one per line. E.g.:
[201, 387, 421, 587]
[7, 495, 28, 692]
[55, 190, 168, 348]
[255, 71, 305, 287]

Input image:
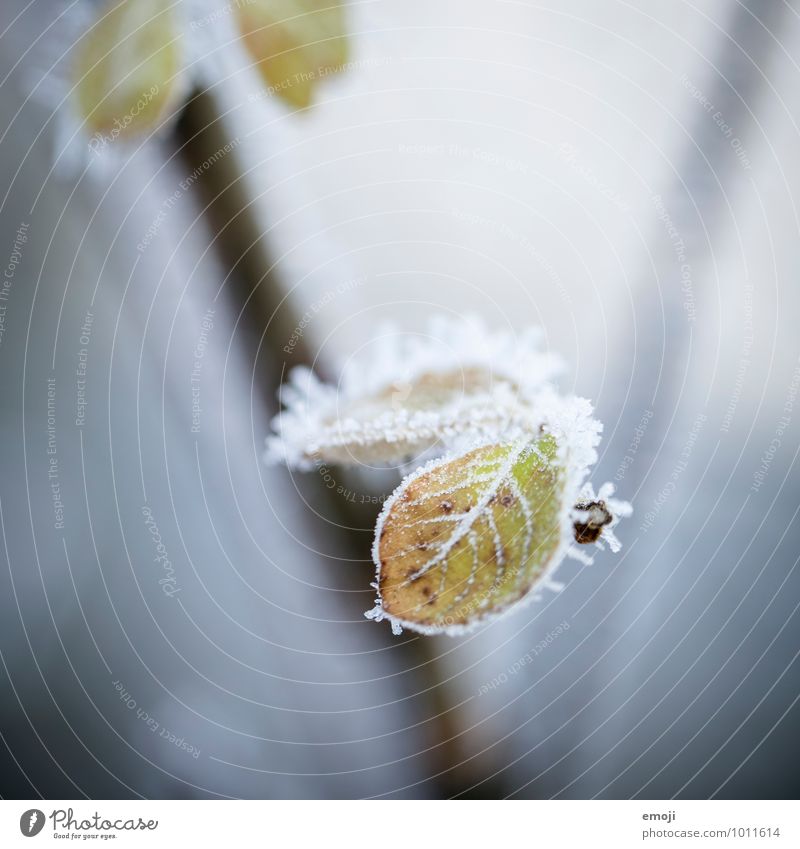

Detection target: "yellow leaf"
[73, 0, 182, 141]
[236, 0, 348, 108]
[370, 435, 566, 634]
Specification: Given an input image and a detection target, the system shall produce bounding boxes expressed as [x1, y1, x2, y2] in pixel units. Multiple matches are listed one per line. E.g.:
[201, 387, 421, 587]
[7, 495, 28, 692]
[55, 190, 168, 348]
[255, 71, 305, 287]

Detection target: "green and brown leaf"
[372, 435, 566, 633]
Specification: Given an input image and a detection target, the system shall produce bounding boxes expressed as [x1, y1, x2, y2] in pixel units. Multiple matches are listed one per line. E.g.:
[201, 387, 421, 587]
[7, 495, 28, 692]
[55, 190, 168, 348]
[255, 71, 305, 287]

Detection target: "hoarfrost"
[265, 316, 562, 469]
[265, 316, 632, 636]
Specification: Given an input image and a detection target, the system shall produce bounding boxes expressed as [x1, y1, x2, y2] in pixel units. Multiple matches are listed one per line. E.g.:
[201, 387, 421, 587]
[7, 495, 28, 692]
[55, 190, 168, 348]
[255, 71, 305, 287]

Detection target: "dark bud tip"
[573, 500, 612, 544]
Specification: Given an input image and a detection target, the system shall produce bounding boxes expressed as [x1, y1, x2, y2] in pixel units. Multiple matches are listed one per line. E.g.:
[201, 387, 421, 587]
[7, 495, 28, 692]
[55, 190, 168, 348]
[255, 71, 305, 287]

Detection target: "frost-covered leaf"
[72, 0, 183, 141]
[264, 315, 632, 636]
[366, 434, 569, 635]
[274, 368, 543, 467]
[265, 317, 561, 469]
[235, 0, 348, 108]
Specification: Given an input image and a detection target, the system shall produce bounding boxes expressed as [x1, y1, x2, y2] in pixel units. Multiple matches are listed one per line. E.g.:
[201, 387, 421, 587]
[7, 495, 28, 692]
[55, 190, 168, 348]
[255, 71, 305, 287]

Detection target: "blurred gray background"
[0, 0, 798, 799]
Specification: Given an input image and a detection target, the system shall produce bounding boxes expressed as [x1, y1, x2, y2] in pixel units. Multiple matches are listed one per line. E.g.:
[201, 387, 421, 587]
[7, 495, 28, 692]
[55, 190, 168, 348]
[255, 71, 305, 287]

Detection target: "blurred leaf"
[372, 435, 565, 633]
[235, 0, 348, 108]
[73, 0, 182, 141]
